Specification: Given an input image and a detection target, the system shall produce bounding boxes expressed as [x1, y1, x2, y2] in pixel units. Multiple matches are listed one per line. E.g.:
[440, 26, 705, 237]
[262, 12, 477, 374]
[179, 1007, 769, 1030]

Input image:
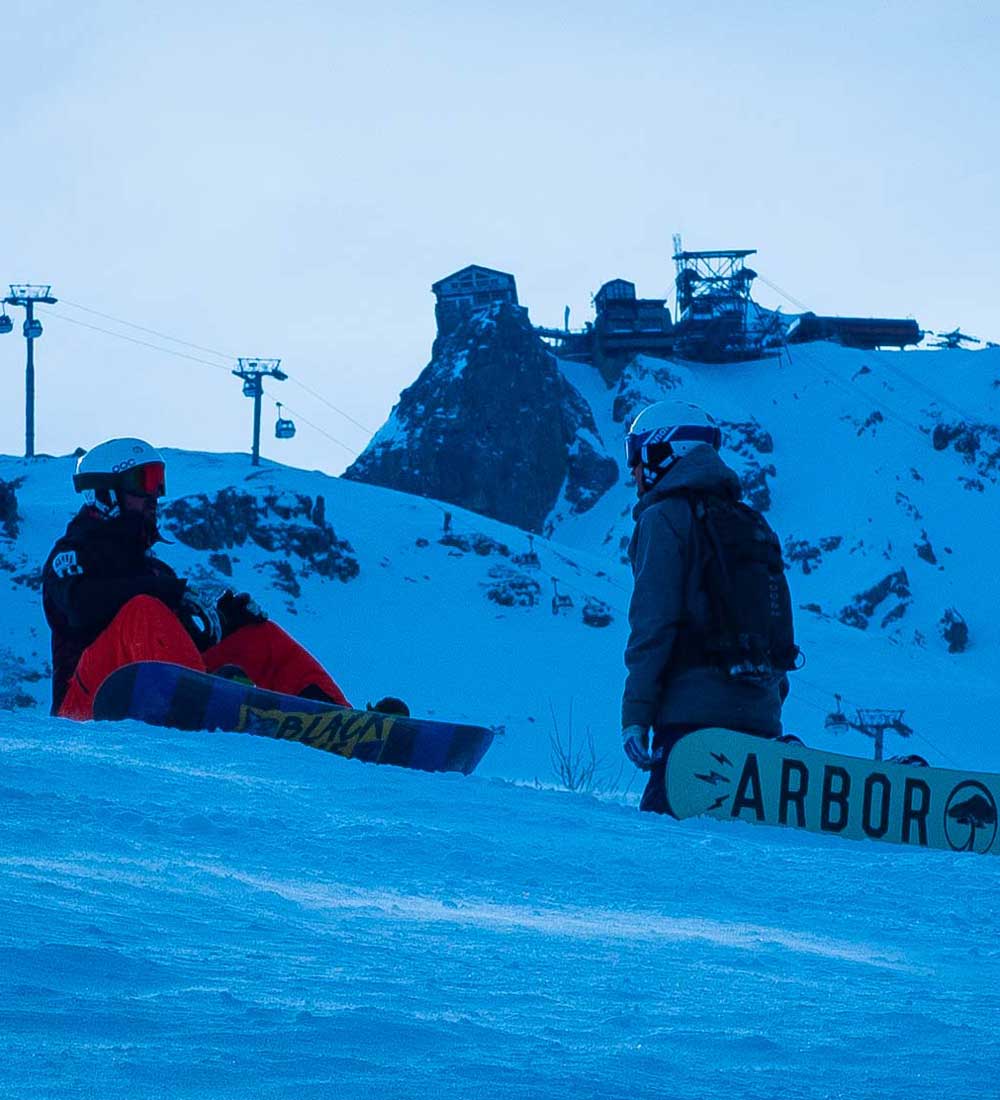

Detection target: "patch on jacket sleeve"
[52, 551, 83, 578]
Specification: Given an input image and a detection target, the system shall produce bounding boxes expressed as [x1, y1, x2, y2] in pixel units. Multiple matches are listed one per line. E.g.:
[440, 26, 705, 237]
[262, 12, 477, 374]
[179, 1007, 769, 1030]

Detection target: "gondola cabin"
[275, 404, 296, 439]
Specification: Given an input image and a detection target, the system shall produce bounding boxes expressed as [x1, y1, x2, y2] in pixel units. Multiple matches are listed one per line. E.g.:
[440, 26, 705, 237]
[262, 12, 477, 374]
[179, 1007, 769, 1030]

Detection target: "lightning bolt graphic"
[711, 751, 733, 767]
[695, 770, 731, 786]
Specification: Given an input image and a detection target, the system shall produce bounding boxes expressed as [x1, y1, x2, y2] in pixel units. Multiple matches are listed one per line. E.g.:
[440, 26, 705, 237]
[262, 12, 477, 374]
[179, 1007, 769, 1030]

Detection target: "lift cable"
[46, 298, 373, 436]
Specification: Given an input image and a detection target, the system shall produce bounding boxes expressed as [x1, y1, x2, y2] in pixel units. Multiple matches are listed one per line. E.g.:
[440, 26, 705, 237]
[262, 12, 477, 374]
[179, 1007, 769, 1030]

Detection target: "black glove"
[216, 589, 268, 638]
[178, 589, 222, 651]
[366, 696, 410, 717]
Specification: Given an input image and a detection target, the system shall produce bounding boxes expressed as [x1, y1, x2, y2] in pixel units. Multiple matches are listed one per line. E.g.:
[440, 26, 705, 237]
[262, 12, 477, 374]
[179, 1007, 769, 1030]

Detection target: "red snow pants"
[58, 594, 350, 721]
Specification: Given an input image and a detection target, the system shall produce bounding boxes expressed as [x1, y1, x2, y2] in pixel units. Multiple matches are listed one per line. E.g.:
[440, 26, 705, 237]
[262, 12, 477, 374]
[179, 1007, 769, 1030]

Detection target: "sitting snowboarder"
[620, 402, 799, 814]
[42, 438, 401, 721]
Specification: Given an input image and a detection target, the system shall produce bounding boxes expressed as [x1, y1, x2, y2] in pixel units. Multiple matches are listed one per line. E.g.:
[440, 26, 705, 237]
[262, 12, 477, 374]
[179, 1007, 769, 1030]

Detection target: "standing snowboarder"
[42, 438, 358, 720]
[620, 402, 798, 814]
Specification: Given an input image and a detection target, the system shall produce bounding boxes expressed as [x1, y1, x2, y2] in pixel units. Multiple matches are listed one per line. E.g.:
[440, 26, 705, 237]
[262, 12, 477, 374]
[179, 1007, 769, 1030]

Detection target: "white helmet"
[73, 438, 167, 517]
[625, 401, 721, 491]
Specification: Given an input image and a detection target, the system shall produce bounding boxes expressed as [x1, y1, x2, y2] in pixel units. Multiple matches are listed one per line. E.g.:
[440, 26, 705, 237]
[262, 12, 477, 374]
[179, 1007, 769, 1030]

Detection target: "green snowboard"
[666, 728, 1000, 855]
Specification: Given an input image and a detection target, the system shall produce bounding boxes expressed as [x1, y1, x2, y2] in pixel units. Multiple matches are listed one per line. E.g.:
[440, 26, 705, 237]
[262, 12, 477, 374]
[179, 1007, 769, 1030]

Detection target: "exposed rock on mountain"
[611, 358, 778, 510]
[612, 359, 684, 425]
[483, 565, 541, 608]
[940, 607, 969, 653]
[161, 489, 359, 584]
[344, 303, 618, 533]
[0, 646, 43, 710]
[0, 478, 21, 540]
[784, 535, 843, 575]
[932, 419, 1000, 484]
[838, 568, 911, 631]
[721, 419, 777, 511]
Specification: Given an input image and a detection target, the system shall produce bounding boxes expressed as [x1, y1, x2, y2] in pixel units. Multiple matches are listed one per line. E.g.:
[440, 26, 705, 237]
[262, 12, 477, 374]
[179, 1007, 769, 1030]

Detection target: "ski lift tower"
[825, 694, 914, 761]
[233, 357, 286, 466]
[3, 284, 57, 458]
[671, 237, 758, 361]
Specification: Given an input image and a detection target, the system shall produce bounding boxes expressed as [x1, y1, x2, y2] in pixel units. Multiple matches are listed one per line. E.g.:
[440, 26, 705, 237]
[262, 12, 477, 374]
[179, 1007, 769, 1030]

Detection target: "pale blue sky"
[2, 0, 997, 474]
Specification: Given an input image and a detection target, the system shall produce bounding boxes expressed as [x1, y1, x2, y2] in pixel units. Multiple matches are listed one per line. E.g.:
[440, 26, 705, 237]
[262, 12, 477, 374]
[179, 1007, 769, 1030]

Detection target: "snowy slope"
[0, 450, 629, 785]
[4, 341, 1000, 1098]
[4, 708, 1000, 1099]
[3, 341, 1000, 781]
[551, 343, 1000, 769]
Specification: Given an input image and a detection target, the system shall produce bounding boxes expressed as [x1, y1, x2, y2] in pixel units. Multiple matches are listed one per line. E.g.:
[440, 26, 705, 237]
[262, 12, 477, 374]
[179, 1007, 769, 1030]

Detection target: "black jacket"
[622, 446, 786, 736]
[42, 508, 187, 713]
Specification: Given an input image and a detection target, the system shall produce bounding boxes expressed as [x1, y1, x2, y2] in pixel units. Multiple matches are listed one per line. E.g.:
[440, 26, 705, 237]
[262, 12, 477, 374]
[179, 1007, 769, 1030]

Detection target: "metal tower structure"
[931, 328, 980, 350]
[670, 239, 762, 361]
[2, 284, 57, 457]
[233, 358, 286, 466]
[825, 694, 914, 761]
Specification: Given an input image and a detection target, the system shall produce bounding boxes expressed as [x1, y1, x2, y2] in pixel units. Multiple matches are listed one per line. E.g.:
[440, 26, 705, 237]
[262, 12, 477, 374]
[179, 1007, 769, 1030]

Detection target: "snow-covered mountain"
[4, 340, 999, 777]
[0, 448, 629, 783]
[5, 338, 1000, 1099]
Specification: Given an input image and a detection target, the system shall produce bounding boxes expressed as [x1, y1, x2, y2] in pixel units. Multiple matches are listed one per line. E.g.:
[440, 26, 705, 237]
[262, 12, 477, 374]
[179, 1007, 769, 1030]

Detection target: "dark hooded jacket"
[622, 445, 786, 736]
[42, 508, 187, 714]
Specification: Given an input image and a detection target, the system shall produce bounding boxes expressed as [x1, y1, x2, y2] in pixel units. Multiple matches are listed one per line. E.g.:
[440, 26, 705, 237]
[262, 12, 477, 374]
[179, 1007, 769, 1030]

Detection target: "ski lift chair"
[551, 577, 574, 616]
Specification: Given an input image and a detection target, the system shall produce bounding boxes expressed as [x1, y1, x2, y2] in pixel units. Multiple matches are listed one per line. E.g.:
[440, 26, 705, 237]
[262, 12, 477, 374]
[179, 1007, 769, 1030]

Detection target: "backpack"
[684, 493, 800, 681]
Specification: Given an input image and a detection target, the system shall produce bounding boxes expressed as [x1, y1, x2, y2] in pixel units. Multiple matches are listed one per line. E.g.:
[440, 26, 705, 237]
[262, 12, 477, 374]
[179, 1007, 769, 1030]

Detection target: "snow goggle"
[117, 461, 166, 498]
[625, 425, 721, 468]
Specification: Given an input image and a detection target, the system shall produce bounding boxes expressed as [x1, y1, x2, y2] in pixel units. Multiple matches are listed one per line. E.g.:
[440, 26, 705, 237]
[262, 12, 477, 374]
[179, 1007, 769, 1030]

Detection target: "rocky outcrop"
[483, 565, 541, 608]
[932, 419, 1000, 485]
[612, 358, 684, 425]
[838, 568, 911, 631]
[784, 535, 843, 575]
[344, 303, 617, 533]
[0, 478, 22, 540]
[0, 646, 44, 710]
[720, 420, 777, 512]
[161, 489, 359, 583]
[613, 359, 779, 511]
[940, 607, 969, 653]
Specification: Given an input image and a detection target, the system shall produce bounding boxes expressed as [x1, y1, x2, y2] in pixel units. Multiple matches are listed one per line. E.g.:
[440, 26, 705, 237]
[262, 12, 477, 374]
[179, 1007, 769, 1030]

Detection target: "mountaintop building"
[431, 265, 519, 339]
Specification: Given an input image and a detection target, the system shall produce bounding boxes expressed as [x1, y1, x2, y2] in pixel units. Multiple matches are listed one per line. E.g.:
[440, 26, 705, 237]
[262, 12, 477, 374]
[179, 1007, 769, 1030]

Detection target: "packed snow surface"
[3, 709, 1000, 1099]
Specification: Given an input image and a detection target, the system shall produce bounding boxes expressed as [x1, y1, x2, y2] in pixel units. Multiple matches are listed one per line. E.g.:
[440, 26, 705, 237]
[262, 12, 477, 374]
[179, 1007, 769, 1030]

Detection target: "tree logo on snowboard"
[944, 782, 998, 854]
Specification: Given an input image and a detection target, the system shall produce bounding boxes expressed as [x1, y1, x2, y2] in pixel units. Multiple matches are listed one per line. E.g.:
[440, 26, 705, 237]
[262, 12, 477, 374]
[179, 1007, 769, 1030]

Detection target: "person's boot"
[299, 683, 342, 705]
[366, 696, 410, 717]
[214, 664, 254, 687]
